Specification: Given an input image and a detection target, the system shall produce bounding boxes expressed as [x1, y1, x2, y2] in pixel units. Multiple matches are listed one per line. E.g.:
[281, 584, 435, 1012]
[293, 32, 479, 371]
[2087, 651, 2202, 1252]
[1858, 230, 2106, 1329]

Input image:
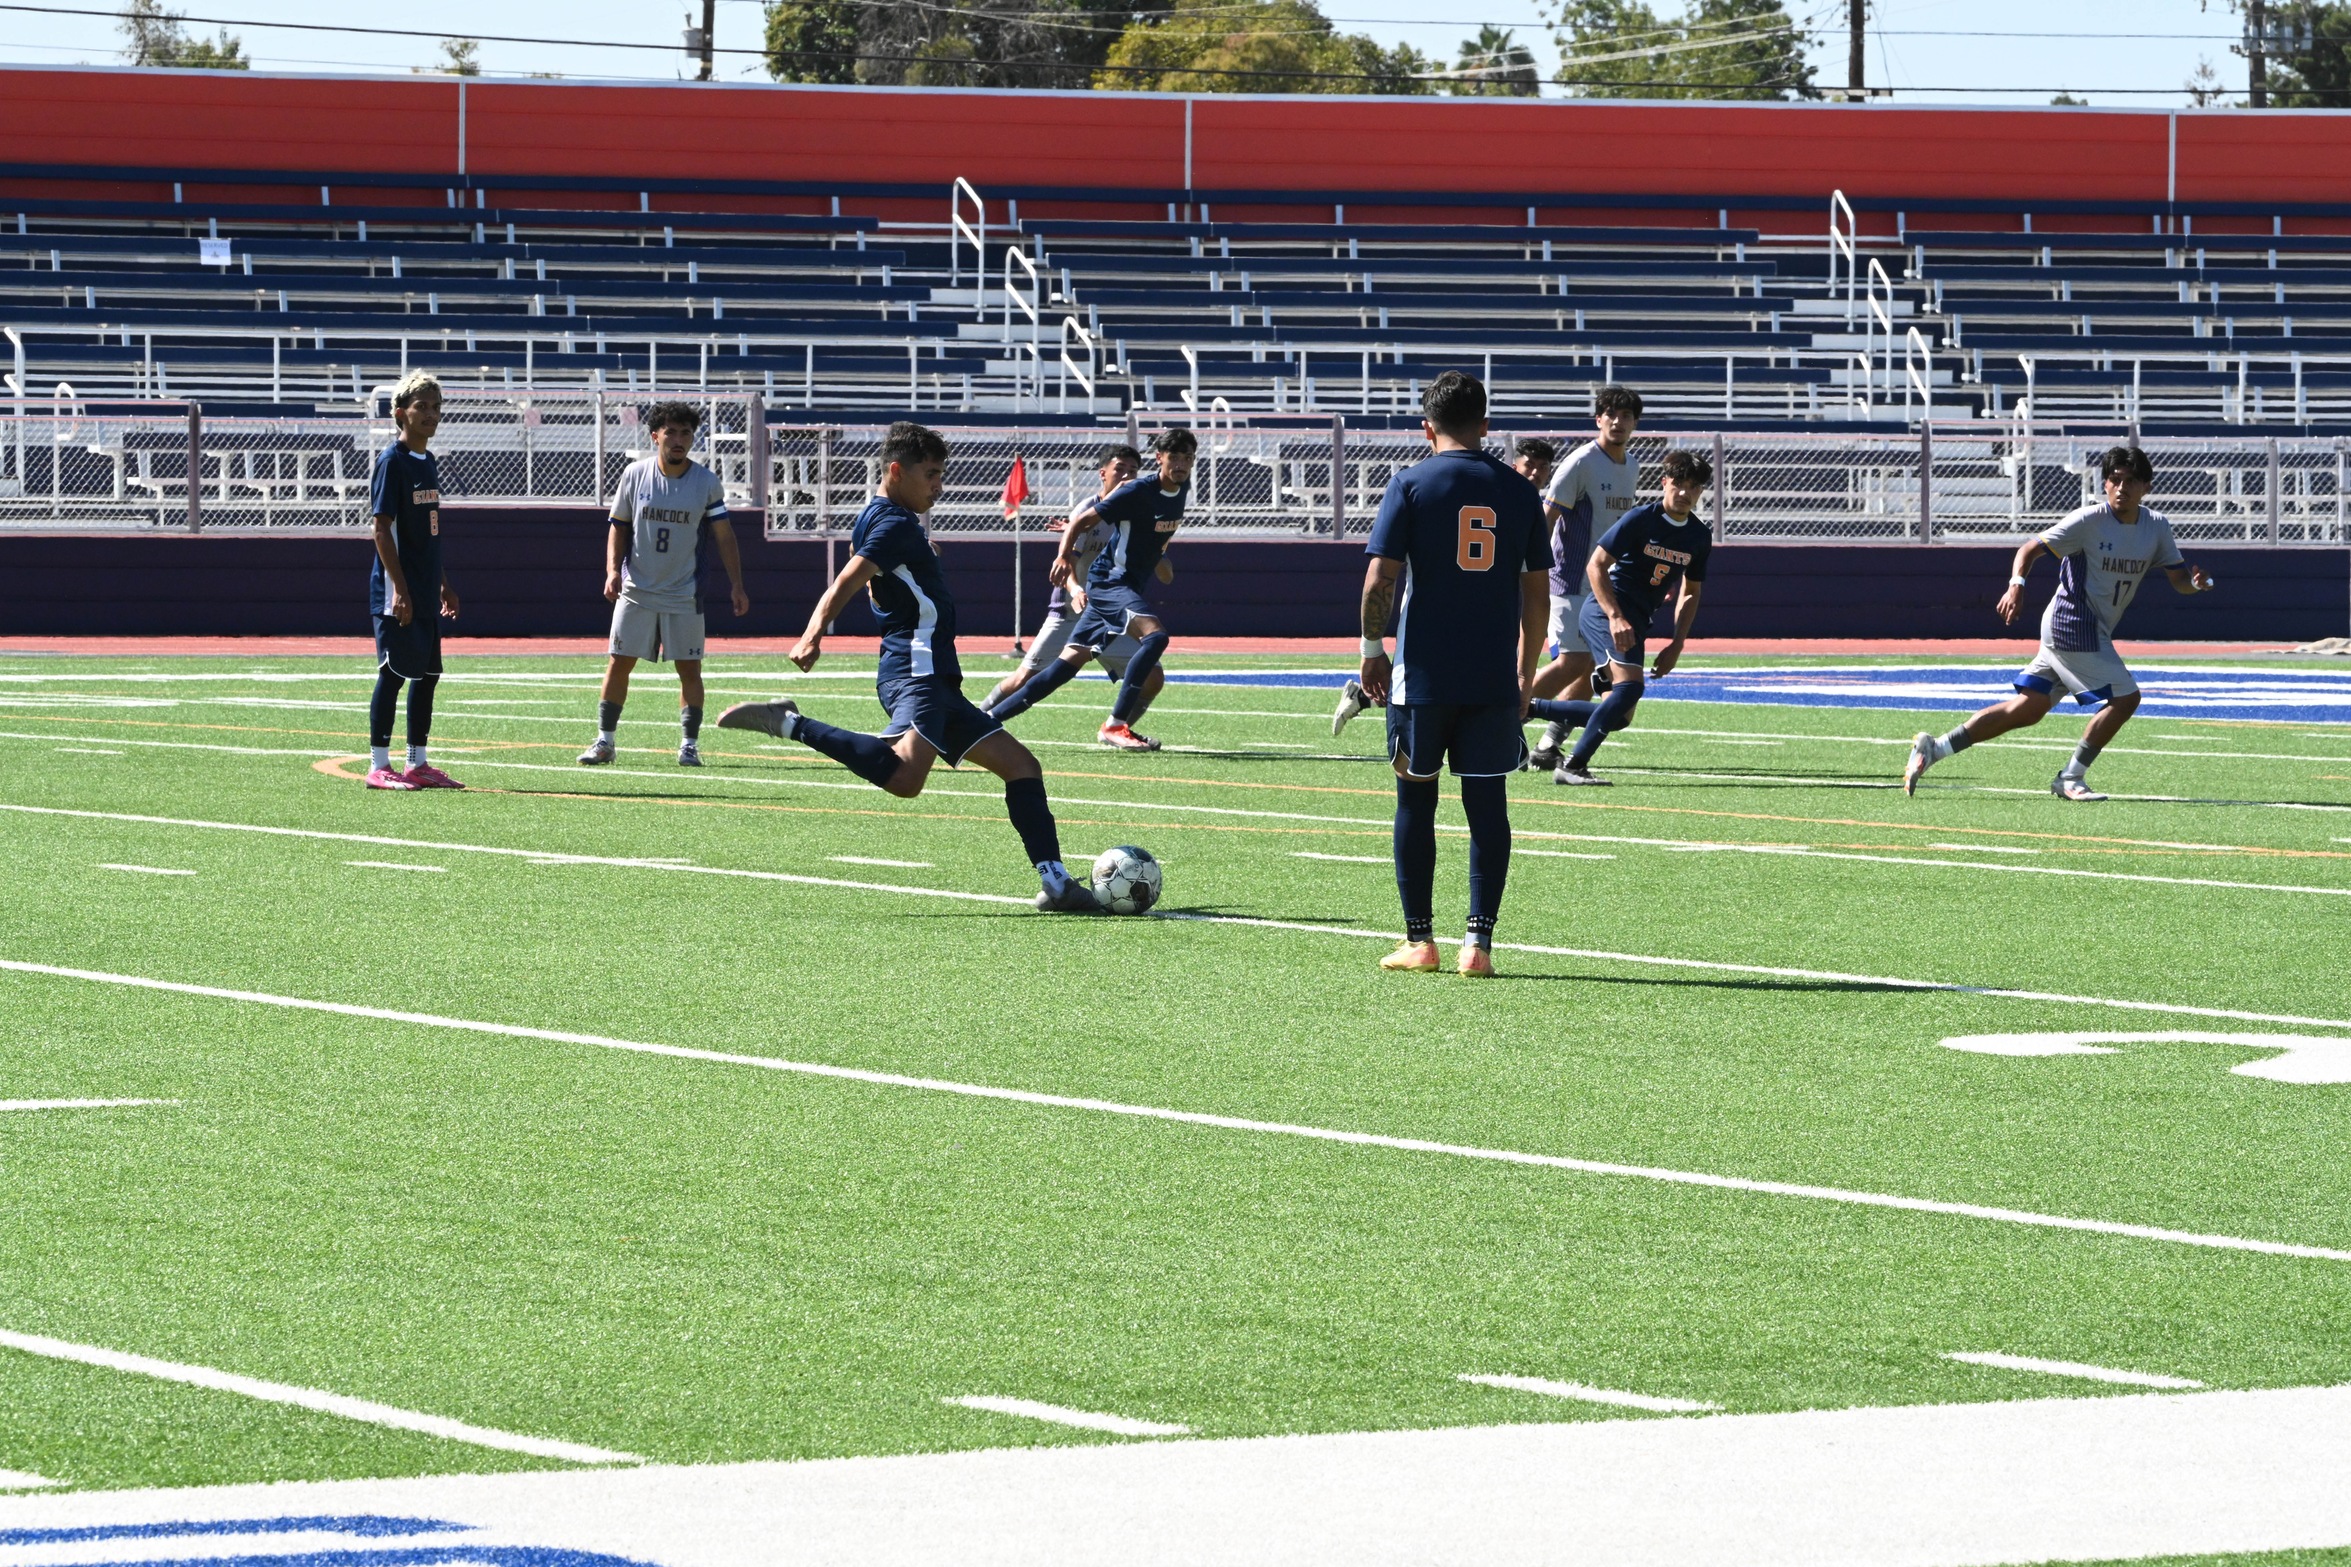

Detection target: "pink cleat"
[400, 763, 464, 790]
[365, 766, 418, 791]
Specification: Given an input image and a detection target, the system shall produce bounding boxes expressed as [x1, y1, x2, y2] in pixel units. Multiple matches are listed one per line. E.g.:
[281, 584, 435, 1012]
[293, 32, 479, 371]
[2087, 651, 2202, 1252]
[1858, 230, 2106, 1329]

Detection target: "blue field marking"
[0, 1515, 667, 1567]
[1151, 666, 2351, 725]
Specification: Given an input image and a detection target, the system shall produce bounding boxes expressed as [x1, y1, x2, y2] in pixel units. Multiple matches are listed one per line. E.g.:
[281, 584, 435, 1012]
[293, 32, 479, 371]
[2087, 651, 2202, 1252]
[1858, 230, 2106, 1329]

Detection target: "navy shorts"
[373, 612, 442, 679]
[1386, 701, 1527, 779]
[1577, 594, 1643, 671]
[1067, 584, 1154, 651]
[878, 675, 1002, 768]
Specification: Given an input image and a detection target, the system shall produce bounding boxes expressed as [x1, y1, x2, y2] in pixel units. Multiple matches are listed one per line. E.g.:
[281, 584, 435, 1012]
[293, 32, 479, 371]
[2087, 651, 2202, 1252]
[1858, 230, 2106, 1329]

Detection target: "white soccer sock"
[597, 729, 616, 746]
[2062, 757, 2089, 780]
[370, 745, 392, 770]
[778, 707, 801, 739]
[407, 744, 429, 768]
[1542, 720, 1569, 747]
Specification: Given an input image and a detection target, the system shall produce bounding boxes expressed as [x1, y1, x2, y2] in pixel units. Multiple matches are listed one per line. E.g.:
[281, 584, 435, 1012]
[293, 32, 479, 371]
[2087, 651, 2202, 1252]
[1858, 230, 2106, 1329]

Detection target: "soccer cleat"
[364, 765, 417, 791]
[1553, 763, 1611, 786]
[1902, 731, 1936, 796]
[715, 698, 799, 738]
[1331, 677, 1368, 736]
[1527, 736, 1564, 772]
[678, 739, 702, 767]
[1456, 944, 1495, 978]
[1034, 863, 1103, 914]
[2051, 772, 2108, 802]
[1099, 721, 1161, 752]
[400, 763, 463, 789]
[1380, 940, 1441, 972]
[578, 737, 616, 766]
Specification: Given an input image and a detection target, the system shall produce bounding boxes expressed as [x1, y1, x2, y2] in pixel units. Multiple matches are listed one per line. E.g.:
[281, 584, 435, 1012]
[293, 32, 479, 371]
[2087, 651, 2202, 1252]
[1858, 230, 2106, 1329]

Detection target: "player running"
[1356, 371, 1549, 978]
[985, 428, 1195, 752]
[1528, 385, 1643, 768]
[364, 371, 461, 791]
[579, 401, 750, 769]
[1904, 445, 2213, 802]
[982, 442, 1167, 727]
[714, 422, 1099, 912]
[1522, 448, 1715, 786]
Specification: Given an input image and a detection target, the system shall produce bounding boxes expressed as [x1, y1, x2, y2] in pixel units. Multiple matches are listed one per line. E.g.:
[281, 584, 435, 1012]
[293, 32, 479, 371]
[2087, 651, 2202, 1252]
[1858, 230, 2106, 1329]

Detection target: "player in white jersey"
[1904, 445, 2213, 802]
[1528, 385, 1642, 768]
[982, 444, 1164, 721]
[579, 402, 750, 768]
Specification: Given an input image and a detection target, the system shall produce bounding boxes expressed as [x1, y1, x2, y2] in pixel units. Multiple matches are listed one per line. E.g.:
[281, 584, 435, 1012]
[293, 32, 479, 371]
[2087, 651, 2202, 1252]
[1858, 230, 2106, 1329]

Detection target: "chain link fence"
[5, 398, 2348, 545]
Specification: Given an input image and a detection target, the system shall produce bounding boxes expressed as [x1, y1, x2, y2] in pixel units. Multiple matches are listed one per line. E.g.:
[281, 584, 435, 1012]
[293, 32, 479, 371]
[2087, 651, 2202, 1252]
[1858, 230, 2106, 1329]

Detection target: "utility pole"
[685, 0, 715, 81]
[1847, 0, 1865, 101]
[2248, 0, 2268, 107]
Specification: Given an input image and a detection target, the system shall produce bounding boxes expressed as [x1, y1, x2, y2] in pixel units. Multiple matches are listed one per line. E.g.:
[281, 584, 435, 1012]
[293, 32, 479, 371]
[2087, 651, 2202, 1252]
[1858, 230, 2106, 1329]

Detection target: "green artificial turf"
[0, 650, 2346, 1497]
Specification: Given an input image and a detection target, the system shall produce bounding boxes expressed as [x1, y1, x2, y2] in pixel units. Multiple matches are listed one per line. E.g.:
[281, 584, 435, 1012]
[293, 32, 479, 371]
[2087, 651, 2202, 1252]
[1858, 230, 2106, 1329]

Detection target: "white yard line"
[0, 956, 2345, 1265]
[830, 856, 934, 868]
[0, 1098, 174, 1112]
[0, 1470, 57, 1490]
[52, 747, 123, 756]
[1457, 1373, 1718, 1414]
[0, 1329, 640, 1464]
[1942, 1352, 2204, 1390]
[11, 803, 2351, 1033]
[1, 730, 343, 758]
[1519, 849, 1618, 860]
[945, 1396, 1190, 1438]
[344, 861, 449, 874]
[96, 865, 192, 877]
[1930, 843, 2040, 854]
[1292, 852, 1390, 864]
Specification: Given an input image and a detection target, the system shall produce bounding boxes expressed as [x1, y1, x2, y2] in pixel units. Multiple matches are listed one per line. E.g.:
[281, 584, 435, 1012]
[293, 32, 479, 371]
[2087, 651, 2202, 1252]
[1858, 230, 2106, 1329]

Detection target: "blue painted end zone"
[1159, 666, 2351, 725]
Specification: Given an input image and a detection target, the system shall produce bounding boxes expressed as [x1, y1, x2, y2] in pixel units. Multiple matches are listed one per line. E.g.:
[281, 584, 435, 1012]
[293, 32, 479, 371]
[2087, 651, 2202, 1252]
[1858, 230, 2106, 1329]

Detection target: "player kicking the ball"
[982, 443, 1167, 726]
[364, 371, 461, 790]
[986, 428, 1194, 751]
[714, 422, 1099, 912]
[1904, 445, 2213, 802]
[579, 401, 749, 769]
[1357, 371, 1548, 977]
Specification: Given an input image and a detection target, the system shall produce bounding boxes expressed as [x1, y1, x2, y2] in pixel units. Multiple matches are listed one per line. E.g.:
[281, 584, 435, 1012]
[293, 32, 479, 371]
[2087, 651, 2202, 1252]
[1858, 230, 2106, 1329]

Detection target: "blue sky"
[0, 0, 2252, 107]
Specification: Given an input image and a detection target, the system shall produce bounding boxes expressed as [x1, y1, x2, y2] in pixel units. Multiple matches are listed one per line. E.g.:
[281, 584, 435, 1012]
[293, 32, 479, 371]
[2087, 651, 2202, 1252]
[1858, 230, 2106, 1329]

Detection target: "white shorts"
[2017, 643, 2137, 706]
[609, 598, 705, 663]
[1017, 607, 1138, 679]
[1546, 592, 1590, 660]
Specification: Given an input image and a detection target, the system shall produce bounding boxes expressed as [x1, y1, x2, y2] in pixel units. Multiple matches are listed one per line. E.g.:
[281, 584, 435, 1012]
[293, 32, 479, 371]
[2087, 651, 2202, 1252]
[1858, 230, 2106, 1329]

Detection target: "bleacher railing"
[3, 402, 2344, 546]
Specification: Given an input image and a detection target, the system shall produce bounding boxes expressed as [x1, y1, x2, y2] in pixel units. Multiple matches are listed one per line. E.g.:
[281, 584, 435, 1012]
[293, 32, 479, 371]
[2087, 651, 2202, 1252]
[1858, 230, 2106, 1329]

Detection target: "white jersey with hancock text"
[2037, 501, 2183, 653]
[610, 458, 730, 613]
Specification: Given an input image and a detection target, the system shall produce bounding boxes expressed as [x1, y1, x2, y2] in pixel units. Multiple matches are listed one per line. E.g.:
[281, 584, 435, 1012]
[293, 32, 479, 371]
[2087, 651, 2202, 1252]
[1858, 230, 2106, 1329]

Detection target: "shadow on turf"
[1478, 970, 1928, 997]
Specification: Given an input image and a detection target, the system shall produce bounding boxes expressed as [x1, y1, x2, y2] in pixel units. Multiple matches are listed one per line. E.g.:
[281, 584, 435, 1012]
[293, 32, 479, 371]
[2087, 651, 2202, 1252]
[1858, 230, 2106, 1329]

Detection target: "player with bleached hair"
[1905, 445, 2214, 802]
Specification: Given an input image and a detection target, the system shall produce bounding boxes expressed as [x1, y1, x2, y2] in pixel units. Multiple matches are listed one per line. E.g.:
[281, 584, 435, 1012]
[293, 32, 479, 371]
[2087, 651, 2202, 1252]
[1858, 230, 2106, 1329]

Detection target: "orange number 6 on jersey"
[1456, 506, 1497, 571]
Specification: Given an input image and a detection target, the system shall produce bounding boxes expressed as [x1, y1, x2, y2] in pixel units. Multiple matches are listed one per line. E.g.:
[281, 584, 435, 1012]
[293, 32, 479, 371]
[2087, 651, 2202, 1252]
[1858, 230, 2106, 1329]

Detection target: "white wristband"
[2008, 574, 2028, 586]
[1359, 636, 1387, 659]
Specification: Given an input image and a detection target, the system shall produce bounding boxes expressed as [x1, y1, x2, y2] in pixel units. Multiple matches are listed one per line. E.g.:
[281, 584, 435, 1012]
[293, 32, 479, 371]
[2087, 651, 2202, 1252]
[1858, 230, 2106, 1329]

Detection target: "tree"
[764, 1, 1140, 89]
[2049, 91, 2087, 105]
[117, 0, 248, 68]
[1452, 24, 1541, 95]
[1098, 0, 1435, 93]
[439, 38, 481, 76]
[2256, 1, 2351, 105]
[2184, 56, 2234, 105]
[1548, 0, 1816, 100]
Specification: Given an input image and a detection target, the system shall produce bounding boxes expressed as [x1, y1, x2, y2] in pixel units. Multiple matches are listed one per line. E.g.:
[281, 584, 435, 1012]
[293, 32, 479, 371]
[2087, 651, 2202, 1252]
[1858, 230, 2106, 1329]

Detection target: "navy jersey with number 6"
[853, 496, 961, 685]
[1594, 501, 1712, 628]
[1083, 474, 1187, 592]
[1366, 448, 1550, 706]
[367, 443, 443, 614]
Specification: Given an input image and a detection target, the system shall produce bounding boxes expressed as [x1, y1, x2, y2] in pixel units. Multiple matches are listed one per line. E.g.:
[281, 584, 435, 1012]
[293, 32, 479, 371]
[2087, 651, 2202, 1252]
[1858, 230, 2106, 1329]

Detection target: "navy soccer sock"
[1393, 773, 1440, 945]
[680, 705, 703, 741]
[1524, 698, 1597, 727]
[1111, 632, 1170, 724]
[1460, 774, 1510, 948]
[1566, 681, 1642, 769]
[597, 699, 623, 737]
[405, 674, 438, 748]
[794, 716, 903, 790]
[989, 656, 1082, 721]
[368, 669, 403, 750]
[1003, 775, 1063, 867]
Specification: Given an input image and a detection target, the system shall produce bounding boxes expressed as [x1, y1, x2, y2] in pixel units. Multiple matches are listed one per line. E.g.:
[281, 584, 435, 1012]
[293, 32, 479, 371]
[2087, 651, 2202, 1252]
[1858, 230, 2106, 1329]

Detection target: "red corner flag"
[1002, 455, 1030, 519]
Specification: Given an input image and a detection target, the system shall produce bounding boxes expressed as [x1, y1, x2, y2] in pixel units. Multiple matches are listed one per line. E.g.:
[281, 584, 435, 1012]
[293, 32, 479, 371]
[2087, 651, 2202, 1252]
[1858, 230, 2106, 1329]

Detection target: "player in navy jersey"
[714, 422, 1099, 912]
[985, 428, 1195, 752]
[1355, 371, 1549, 977]
[1520, 449, 1715, 785]
[364, 371, 462, 790]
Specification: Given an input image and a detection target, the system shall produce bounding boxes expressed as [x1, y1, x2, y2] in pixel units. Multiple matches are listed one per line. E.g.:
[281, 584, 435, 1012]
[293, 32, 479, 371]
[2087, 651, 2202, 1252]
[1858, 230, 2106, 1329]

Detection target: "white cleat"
[1553, 763, 1611, 787]
[678, 739, 702, 767]
[1331, 677, 1368, 737]
[578, 737, 616, 766]
[1903, 731, 1935, 796]
[2051, 772, 2108, 802]
[716, 698, 799, 738]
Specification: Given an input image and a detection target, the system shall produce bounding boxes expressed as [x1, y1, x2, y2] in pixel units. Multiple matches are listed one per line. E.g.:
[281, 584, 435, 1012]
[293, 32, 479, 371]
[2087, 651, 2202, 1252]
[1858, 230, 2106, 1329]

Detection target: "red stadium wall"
[5, 64, 2351, 211]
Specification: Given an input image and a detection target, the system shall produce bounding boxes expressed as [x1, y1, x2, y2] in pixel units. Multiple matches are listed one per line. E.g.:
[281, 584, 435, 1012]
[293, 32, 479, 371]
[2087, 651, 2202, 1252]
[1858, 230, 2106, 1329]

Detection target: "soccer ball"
[1090, 845, 1162, 915]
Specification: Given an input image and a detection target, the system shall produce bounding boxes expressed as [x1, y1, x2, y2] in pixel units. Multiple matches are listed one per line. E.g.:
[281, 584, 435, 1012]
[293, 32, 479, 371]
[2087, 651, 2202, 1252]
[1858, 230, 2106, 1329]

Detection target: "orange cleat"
[1380, 940, 1441, 972]
[1456, 944, 1495, 978]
